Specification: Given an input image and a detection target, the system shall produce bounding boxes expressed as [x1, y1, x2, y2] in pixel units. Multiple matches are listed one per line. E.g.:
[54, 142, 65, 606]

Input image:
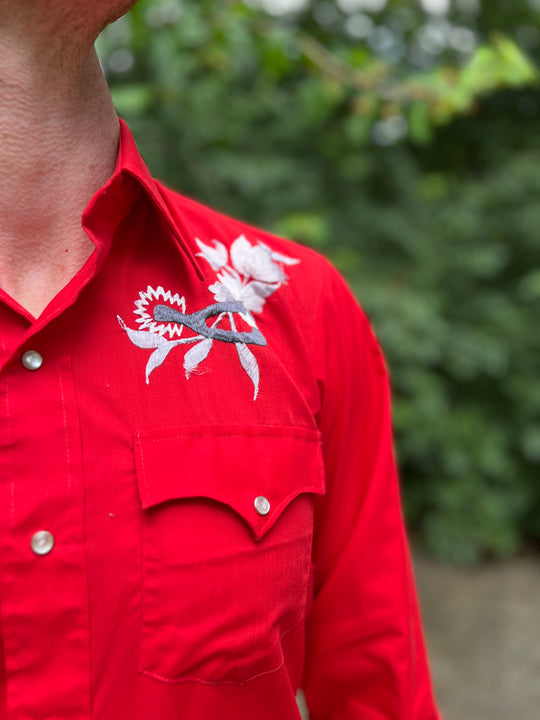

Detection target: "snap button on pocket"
[254, 496, 270, 516]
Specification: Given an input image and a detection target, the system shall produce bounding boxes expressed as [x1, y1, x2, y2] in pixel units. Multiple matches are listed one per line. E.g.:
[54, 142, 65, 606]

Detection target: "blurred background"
[97, 1, 540, 717]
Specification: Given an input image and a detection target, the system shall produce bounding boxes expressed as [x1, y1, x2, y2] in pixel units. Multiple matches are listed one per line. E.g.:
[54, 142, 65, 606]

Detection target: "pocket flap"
[133, 424, 325, 540]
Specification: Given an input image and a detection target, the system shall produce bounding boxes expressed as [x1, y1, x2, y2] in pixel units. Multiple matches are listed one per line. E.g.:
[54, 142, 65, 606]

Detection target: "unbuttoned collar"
[82, 118, 205, 281]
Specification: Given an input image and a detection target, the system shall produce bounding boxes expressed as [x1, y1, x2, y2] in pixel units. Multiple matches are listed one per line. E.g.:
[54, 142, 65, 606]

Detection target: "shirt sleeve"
[301, 260, 440, 720]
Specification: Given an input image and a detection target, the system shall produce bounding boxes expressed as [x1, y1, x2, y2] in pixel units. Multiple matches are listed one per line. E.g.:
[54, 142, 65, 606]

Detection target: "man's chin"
[100, 0, 139, 31]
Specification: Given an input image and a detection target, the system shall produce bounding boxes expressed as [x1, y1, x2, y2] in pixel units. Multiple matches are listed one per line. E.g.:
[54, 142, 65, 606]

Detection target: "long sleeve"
[302, 261, 440, 720]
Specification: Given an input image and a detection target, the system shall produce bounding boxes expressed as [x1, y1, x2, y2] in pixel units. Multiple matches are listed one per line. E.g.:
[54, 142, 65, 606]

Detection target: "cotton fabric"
[0, 120, 440, 720]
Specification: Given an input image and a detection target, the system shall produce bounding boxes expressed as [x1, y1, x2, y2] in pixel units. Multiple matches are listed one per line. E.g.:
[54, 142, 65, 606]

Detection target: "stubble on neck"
[0, 4, 124, 317]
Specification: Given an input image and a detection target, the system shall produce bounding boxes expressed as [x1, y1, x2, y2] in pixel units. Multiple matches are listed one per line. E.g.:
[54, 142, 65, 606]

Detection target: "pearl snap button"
[21, 350, 43, 371]
[31, 531, 55, 556]
[254, 496, 270, 516]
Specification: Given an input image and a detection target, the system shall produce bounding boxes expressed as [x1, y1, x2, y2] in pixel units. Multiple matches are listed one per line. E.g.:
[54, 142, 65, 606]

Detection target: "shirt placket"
[0, 310, 92, 719]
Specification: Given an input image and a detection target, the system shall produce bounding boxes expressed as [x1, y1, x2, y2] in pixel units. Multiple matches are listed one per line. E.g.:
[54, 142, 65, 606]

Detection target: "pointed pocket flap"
[133, 424, 325, 540]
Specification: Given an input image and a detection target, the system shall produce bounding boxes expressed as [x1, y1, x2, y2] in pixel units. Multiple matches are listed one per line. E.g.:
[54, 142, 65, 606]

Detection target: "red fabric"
[0, 119, 440, 720]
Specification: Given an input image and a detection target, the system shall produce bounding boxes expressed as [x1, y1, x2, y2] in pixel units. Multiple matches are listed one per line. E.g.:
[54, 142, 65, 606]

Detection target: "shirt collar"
[83, 118, 205, 282]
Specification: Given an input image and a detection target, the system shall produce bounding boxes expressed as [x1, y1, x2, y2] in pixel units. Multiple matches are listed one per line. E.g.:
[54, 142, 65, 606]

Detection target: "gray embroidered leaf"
[236, 343, 260, 401]
[117, 316, 167, 349]
[145, 342, 177, 384]
[184, 338, 213, 378]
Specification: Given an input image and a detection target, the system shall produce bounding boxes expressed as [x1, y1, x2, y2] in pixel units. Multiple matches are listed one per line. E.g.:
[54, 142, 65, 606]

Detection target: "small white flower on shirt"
[118, 235, 299, 400]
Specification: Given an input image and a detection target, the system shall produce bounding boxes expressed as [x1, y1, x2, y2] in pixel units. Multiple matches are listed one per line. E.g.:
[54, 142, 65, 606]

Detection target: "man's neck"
[0, 33, 120, 317]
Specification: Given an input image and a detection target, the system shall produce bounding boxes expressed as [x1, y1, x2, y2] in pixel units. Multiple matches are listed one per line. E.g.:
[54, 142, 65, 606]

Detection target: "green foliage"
[98, 0, 540, 564]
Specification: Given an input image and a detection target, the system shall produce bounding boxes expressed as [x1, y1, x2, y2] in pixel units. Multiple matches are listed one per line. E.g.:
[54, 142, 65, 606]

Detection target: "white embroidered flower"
[195, 238, 229, 271]
[208, 268, 277, 323]
[258, 242, 302, 267]
[230, 235, 289, 283]
[119, 235, 300, 401]
[133, 285, 186, 338]
[202, 235, 300, 319]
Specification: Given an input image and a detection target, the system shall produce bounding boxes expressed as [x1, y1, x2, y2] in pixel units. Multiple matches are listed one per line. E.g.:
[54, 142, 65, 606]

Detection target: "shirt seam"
[139, 432, 321, 443]
[137, 611, 305, 687]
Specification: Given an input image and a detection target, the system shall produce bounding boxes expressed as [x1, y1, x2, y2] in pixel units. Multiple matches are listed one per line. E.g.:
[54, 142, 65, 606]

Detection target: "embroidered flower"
[208, 268, 276, 322]
[133, 285, 186, 338]
[230, 235, 288, 283]
[118, 236, 300, 400]
[202, 235, 300, 320]
[195, 239, 228, 272]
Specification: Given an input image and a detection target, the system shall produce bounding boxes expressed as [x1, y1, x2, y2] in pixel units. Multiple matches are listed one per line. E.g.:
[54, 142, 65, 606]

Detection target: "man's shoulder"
[157, 181, 335, 289]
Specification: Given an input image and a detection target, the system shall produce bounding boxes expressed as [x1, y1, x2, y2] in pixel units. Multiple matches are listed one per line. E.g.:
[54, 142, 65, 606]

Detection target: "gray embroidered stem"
[154, 302, 267, 347]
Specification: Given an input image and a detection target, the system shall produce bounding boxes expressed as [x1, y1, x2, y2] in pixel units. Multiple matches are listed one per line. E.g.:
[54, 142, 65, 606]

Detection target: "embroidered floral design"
[118, 235, 299, 400]
[131, 285, 186, 338]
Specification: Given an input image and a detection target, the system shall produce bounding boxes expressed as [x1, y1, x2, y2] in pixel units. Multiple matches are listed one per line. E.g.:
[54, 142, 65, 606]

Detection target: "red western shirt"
[0, 120, 439, 720]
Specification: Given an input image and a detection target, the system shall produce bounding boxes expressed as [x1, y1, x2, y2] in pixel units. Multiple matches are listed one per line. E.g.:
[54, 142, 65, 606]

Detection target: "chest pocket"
[133, 424, 325, 685]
